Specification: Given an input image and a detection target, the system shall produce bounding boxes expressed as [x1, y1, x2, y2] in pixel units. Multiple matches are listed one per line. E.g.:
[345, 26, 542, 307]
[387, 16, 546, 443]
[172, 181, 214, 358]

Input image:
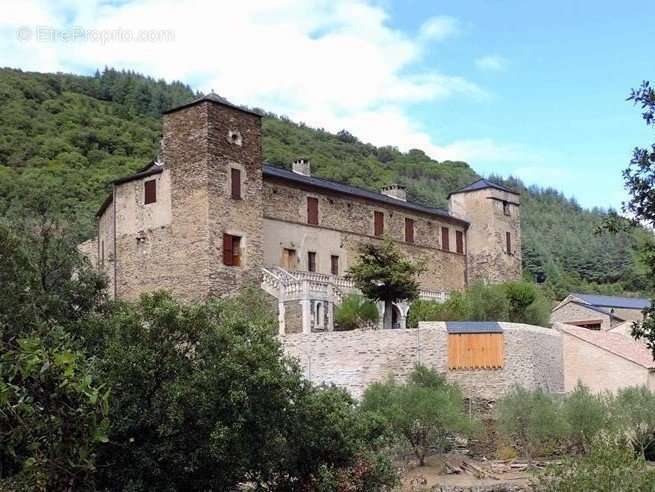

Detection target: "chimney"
[381, 184, 407, 201]
[292, 158, 311, 176]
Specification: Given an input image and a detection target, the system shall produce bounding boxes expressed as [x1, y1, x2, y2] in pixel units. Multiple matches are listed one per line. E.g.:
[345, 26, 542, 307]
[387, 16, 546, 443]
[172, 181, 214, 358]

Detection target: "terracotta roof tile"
[558, 323, 655, 369]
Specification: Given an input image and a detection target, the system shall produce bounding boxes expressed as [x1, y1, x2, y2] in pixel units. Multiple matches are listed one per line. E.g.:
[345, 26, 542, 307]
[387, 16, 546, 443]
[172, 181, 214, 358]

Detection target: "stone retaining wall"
[282, 322, 563, 400]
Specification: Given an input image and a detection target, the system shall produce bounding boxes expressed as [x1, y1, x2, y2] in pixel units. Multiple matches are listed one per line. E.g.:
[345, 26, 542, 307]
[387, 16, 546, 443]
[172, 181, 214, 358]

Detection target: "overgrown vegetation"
[1, 67, 652, 296]
[0, 215, 399, 491]
[361, 366, 475, 466]
[407, 281, 552, 328]
[334, 294, 380, 330]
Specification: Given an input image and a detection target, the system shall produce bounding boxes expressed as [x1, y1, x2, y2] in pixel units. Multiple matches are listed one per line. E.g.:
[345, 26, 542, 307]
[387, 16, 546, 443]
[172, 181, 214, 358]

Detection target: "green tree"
[0, 329, 109, 491]
[347, 239, 422, 329]
[561, 383, 610, 454]
[619, 81, 655, 356]
[496, 387, 565, 466]
[335, 294, 380, 330]
[0, 216, 109, 490]
[90, 289, 397, 490]
[361, 365, 474, 466]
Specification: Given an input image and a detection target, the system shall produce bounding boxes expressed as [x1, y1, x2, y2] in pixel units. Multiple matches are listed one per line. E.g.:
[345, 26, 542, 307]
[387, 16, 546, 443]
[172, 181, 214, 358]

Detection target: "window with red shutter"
[374, 211, 384, 236]
[456, 231, 464, 254]
[223, 234, 242, 266]
[308, 251, 316, 272]
[231, 168, 241, 199]
[506, 232, 512, 255]
[331, 255, 339, 276]
[144, 179, 157, 204]
[441, 227, 450, 251]
[405, 218, 414, 243]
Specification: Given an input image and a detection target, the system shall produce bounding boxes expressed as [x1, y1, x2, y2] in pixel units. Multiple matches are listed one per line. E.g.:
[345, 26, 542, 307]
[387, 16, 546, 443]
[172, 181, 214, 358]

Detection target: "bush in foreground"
[496, 387, 565, 466]
[361, 365, 475, 466]
[537, 440, 655, 492]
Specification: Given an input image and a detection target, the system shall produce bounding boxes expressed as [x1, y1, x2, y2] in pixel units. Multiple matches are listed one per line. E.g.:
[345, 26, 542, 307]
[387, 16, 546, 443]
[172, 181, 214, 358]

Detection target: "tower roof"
[162, 93, 262, 117]
[448, 178, 519, 198]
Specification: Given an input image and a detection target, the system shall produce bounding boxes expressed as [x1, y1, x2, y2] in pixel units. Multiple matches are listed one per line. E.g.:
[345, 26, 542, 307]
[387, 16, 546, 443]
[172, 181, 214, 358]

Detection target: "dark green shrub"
[537, 440, 655, 492]
[611, 386, 655, 459]
[561, 383, 610, 454]
[496, 387, 565, 465]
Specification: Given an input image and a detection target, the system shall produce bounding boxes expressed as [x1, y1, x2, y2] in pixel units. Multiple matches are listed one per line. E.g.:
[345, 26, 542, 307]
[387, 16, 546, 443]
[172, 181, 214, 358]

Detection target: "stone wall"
[262, 179, 468, 292]
[282, 322, 563, 399]
[550, 302, 612, 330]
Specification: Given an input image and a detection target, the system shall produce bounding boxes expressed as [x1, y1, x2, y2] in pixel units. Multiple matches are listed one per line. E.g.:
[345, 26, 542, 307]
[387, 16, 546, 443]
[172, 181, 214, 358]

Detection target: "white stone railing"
[262, 266, 448, 304]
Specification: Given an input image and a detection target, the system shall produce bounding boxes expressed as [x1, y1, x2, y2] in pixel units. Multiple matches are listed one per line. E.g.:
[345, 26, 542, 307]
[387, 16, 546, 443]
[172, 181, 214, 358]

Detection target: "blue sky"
[1, 0, 653, 209]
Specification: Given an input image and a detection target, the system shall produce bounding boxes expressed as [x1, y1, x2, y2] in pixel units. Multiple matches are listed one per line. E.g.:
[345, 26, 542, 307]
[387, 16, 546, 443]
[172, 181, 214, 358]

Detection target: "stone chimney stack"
[381, 184, 407, 201]
[292, 158, 311, 176]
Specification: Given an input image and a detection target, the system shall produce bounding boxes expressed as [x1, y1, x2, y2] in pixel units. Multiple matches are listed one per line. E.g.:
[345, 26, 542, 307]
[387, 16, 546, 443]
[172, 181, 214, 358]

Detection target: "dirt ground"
[401, 453, 533, 491]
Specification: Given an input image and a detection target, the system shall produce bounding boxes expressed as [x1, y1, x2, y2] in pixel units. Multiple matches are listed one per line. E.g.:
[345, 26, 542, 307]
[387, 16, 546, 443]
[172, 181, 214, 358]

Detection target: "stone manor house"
[83, 94, 522, 333]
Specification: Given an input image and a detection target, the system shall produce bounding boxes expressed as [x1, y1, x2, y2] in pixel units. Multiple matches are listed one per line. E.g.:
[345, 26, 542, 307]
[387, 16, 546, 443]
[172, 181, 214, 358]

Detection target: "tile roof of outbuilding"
[558, 323, 655, 369]
[263, 164, 468, 225]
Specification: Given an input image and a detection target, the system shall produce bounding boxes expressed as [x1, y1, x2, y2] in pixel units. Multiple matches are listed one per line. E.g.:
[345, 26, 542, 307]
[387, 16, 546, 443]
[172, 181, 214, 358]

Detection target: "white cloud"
[475, 54, 508, 71]
[0, 0, 521, 169]
[418, 16, 459, 42]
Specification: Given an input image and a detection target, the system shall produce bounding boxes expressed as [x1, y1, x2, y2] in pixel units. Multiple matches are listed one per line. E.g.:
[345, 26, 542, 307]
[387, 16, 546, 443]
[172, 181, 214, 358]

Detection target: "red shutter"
[307, 197, 319, 225]
[405, 218, 414, 243]
[144, 179, 157, 204]
[223, 234, 233, 266]
[506, 232, 512, 255]
[456, 231, 464, 254]
[441, 227, 450, 251]
[374, 211, 384, 236]
[231, 168, 241, 199]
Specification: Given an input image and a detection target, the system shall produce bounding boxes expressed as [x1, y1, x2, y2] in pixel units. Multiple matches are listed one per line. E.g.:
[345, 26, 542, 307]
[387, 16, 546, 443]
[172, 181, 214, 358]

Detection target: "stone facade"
[262, 179, 467, 292]
[89, 95, 522, 331]
[550, 302, 613, 330]
[282, 322, 563, 400]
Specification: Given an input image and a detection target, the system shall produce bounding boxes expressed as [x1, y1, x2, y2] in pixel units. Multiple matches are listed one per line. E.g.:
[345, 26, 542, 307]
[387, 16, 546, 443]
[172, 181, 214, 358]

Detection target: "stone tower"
[161, 94, 264, 299]
[448, 179, 522, 284]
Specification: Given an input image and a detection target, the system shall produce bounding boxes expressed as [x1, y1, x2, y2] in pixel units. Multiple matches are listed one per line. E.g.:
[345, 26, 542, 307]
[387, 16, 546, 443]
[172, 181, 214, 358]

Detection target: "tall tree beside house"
[347, 239, 422, 329]
[619, 81, 655, 357]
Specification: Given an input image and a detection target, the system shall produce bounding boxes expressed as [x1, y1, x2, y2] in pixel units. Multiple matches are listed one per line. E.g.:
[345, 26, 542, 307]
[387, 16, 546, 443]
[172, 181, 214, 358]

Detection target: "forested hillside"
[0, 67, 651, 298]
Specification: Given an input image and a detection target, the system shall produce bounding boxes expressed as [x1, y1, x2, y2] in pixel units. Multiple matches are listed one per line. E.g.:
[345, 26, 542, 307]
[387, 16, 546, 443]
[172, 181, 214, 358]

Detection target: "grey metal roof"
[446, 321, 503, 334]
[263, 165, 468, 225]
[572, 293, 651, 311]
[448, 179, 519, 198]
[163, 93, 262, 117]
